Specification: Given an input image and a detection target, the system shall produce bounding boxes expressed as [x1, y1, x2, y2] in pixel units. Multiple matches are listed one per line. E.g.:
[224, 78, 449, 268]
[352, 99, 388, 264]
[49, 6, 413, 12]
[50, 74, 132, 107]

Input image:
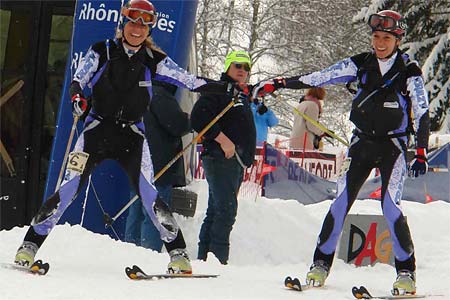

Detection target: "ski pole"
[55, 115, 79, 192]
[104, 98, 238, 227]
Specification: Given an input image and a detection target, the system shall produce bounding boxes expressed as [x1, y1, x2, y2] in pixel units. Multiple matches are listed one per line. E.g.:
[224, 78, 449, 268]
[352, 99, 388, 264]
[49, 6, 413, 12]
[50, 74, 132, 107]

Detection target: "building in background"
[1, 0, 75, 230]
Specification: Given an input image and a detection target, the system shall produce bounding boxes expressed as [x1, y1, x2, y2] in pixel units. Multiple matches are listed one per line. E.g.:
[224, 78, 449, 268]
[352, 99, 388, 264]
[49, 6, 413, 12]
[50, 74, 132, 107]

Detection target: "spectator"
[125, 82, 191, 251]
[251, 101, 279, 146]
[289, 87, 326, 150]
[191, 50, 256, 264]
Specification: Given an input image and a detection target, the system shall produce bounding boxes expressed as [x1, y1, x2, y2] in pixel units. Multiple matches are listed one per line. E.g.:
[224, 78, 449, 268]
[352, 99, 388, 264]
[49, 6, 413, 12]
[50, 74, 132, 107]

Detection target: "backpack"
[347, 51, 421, 137]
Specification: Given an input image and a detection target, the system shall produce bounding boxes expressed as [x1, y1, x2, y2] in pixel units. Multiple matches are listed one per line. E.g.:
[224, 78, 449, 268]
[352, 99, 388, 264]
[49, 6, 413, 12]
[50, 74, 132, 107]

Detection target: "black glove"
[257, 103, 268, 115]
[408, 148, 428, 177]
[313, 135, 322, 149]
[71, 94, 87, 117]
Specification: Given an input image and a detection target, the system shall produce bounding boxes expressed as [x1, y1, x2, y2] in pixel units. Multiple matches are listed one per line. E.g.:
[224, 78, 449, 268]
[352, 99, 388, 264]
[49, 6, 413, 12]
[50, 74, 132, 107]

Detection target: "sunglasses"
[368, 14, 403, 31]
[233, 63, 251, 72]
[122, 8, 157, 25]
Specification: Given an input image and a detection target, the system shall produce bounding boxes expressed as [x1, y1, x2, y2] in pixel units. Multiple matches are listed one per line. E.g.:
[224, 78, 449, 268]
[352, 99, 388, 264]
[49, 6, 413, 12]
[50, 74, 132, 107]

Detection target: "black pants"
[24, 118, 185, 252]
[313, 135, 416, 273]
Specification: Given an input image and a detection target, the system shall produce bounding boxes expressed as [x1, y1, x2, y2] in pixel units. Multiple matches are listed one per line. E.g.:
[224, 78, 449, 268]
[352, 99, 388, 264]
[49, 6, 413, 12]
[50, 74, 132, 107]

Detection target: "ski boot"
[392, 270, 416, 295]
[306, 260, 330, 287]
[167, 248, 192, 274]
[14, 241, 38, 267]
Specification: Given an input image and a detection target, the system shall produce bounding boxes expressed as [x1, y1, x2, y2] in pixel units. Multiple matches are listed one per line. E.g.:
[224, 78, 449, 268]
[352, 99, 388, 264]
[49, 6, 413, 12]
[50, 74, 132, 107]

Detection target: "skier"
[191, 50, 256, 264]
[252, 10, 429, 294]
[14, 0, 245, 274]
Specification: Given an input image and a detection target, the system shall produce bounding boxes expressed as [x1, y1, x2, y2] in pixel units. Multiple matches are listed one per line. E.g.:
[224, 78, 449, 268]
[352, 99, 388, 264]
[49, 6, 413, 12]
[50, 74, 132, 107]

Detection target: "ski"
[125, 265, 218, 280]
[0, 259, 50, 275]
[284, 276, 318, 292]
[352, 286, 427, 299]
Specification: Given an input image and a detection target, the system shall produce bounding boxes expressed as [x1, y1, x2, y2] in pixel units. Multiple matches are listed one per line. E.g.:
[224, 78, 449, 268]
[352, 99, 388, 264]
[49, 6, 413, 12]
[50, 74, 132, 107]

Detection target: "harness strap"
[354, 129, 408, 141]
[88, 110, 142, 127]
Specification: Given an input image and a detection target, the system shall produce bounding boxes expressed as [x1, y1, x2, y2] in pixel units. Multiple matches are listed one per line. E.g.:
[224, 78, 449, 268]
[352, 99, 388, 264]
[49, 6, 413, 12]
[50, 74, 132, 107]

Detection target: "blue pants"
[198, 156, 244, 264]
[125, 184, 172, 251]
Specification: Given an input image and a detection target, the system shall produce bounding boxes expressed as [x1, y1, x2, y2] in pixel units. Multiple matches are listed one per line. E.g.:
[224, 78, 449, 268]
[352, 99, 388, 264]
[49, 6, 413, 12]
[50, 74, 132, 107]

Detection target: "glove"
[71, 94, 87, 117]
[257, 103, 268, 115]
[408, 148, 428, 177]
[313, 135, 322, 149]
[321, 130, 335, 139]
[251, 77, 285, 99]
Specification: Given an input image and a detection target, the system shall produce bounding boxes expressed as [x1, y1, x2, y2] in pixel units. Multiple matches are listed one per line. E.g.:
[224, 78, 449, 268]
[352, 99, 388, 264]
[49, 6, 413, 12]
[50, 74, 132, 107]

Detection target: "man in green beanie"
[191, 50, 255, 264]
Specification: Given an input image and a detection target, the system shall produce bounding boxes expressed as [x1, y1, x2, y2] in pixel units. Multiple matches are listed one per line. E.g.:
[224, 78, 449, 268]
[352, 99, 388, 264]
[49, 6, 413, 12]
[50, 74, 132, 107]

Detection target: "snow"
[1, 180, 450, 300]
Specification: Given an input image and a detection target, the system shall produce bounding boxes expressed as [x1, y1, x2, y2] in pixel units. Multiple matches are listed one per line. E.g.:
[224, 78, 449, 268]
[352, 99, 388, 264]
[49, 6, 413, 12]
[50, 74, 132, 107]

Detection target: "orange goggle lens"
[368, 14, 397, 31]
[126, 9, 156, 25]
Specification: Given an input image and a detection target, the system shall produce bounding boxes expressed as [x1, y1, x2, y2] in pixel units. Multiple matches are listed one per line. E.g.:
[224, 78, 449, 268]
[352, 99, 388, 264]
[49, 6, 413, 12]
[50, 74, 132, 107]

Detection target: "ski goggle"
[233, 63, 251, 72]
[368, 14, 402, 31]
[122, 7, 157, 25]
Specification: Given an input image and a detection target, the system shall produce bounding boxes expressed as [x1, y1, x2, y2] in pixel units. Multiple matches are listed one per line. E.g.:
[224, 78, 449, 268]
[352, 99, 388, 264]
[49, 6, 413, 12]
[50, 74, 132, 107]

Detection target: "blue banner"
[44, 0, 198, 239]
[263, 144, 336, 205]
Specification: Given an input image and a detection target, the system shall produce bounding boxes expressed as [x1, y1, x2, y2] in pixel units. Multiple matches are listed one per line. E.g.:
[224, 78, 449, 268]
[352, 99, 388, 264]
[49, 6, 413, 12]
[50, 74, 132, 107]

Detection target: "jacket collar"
[220, 72, 237, 83]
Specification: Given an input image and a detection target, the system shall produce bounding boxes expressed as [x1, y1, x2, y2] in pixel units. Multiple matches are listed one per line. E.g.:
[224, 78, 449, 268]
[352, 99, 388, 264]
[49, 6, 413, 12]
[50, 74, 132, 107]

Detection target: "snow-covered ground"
[1, 180, 449, 300]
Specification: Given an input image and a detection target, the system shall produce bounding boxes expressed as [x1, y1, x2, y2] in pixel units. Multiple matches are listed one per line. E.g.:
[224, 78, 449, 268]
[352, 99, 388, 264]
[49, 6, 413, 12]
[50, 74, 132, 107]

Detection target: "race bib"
[67, 151, 89, 174]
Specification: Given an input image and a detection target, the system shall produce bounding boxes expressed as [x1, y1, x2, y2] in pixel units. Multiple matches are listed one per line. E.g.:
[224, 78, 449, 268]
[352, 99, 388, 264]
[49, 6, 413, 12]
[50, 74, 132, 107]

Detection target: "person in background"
[289, 87, 327, 150]
[14, 0, 245, 275]
[251, 100, 279, 146]
[125, 82, 191, 251]
[251, 10, 429, 295]
[191, 50, 256, 264]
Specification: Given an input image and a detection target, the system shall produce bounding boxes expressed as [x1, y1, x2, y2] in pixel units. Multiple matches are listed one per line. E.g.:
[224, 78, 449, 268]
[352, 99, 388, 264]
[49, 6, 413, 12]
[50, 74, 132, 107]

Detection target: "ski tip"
[29, 260, 50, 275]
[352, 286, 372, 299]
[125, 266, 141, 280]
[132, 265, 144, 273]
[284, 276, 303, 291]
[352, 286, 364, 299]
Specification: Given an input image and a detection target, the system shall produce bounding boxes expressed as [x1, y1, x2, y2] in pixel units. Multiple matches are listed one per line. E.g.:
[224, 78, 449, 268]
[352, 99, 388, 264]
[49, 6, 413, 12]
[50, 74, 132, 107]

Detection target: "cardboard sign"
[337, 214, 406, 267]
